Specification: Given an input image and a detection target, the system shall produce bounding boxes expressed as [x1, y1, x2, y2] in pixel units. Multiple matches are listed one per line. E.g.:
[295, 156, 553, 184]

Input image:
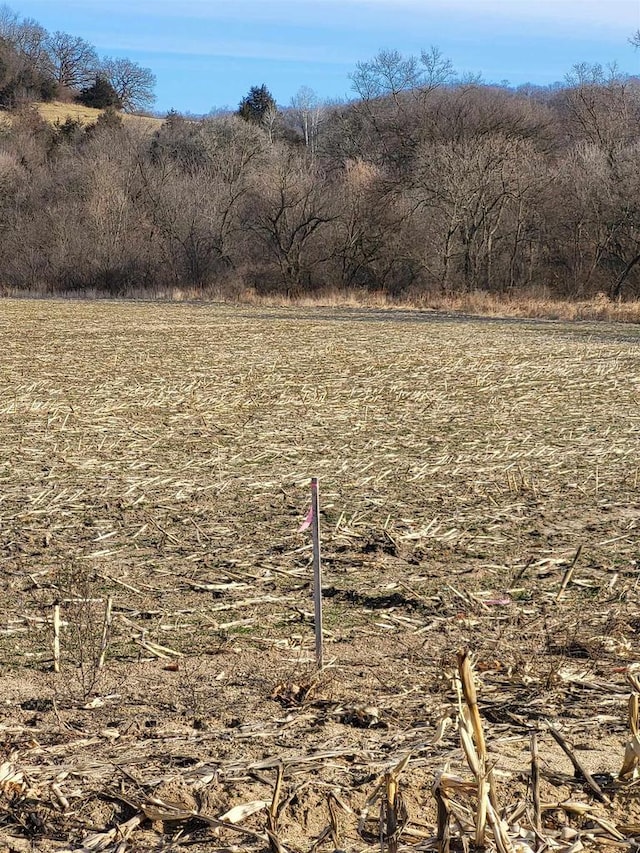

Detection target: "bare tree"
[0, 6, 49, 70]
[248, 148, 334, 293]
[291, 86, 323, 154]
[559, 139, 640, 299]
[144, 115, 268, 285]
[0, 4, 19, 43]
[348, 47, 457, 175]
[0, 5, 54, 102]
[14, 18, 50, 74]
[261, 103, 278, 144]
[46, 31, 98, 89]
[101, 56, 156, 112]
[560, 62, 639, 153]
[351, 48, 422, 105]
[327, 159, 414, 292]
[420, 46, 455, 92]
[411, 132, 544, 292]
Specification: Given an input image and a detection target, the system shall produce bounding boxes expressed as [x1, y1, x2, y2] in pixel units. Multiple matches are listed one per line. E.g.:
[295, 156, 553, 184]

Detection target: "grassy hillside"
[1, 100, 164, 130]
[36, 100, 108, 124]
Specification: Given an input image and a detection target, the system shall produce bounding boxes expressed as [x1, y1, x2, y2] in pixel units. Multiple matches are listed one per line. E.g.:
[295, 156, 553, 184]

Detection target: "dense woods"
[0, 35, 639, 300]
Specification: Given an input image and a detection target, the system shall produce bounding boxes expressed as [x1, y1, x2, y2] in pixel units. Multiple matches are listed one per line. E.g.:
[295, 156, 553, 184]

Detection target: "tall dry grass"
[4, 282, 640, 324]
[237, 287, 640, 323]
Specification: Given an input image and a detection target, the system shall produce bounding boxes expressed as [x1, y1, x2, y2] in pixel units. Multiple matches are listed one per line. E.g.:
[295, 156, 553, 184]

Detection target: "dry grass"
[9, 282, 640, 325]
[34, 100, 106, 125]
[422, 289, 640, 323]
[0, 100, 163, 129]
[238, 286, 640, 324]
[0, 298, 639, 851]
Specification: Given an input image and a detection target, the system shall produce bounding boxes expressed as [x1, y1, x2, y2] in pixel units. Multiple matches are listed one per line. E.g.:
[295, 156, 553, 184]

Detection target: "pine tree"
[78, 75, 122, 109]
[238, 83, 276, 124]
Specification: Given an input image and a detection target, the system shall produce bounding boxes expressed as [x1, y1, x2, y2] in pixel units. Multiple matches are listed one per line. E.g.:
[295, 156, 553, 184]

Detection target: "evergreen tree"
[86, 106, 124, 137]
[238, 83, 276, 124]
[77, 74, 121, 109]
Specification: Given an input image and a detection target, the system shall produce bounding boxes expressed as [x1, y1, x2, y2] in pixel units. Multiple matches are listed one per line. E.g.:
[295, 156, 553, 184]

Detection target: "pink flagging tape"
[298, 505, 314, 532]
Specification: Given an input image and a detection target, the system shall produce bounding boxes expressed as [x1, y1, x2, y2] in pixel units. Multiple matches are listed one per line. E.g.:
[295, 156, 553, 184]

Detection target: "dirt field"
[0, 299, 639, 852]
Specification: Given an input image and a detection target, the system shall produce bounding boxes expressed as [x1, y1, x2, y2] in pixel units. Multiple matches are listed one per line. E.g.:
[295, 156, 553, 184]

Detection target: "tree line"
[0, 43, 639, 301]
[0, 3, 155, 111]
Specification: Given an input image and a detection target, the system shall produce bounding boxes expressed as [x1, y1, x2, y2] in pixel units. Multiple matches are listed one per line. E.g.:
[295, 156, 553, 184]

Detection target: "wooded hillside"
[0, 31, 639, 302]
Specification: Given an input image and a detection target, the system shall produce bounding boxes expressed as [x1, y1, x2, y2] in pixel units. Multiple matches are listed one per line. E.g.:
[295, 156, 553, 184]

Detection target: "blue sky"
[12, 0, 640, 114]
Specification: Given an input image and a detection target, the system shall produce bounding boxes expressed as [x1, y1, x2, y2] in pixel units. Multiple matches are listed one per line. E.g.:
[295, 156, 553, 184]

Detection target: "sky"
[11, 0, 640, 115]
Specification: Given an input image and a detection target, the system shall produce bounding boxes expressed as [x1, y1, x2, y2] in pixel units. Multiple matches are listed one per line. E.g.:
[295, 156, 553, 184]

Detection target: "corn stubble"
[0, 299, 638, 851]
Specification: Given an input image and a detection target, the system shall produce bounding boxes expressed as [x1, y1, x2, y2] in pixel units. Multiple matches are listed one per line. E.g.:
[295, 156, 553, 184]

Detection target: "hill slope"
[0, 100, 163, 130]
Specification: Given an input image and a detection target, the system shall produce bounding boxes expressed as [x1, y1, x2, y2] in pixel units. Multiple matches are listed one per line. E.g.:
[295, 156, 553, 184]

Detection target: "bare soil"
[0, 299, 638, 851]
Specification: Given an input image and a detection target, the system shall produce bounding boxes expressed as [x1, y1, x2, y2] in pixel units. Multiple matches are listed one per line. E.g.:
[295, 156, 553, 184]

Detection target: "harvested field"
[0, 298, 639, 852]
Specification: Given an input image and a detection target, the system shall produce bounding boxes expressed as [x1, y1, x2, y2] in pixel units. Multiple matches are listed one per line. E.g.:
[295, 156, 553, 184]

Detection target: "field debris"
[0, 300, 639, 851]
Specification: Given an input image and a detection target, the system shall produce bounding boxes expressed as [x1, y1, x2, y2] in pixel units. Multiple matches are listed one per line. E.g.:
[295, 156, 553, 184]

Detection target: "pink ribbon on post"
[298, 505, 314, 532]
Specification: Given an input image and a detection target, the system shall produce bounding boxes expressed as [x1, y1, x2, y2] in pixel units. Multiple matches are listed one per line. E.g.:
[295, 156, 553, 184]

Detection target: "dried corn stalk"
[619, 691, 640, 780]
[456, 650, 514, 853]
[380, 754, 410, 853]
